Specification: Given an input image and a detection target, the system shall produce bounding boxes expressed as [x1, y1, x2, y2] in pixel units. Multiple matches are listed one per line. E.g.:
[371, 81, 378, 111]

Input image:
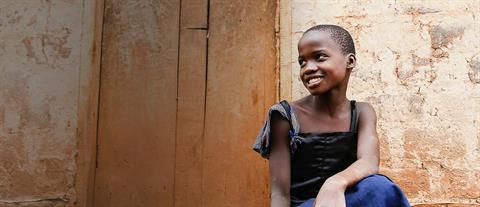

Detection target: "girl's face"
[297, 30, 354, 95]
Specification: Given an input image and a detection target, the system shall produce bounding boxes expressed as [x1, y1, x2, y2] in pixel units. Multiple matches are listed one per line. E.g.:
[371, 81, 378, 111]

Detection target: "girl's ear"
[346, 53, 356, 70]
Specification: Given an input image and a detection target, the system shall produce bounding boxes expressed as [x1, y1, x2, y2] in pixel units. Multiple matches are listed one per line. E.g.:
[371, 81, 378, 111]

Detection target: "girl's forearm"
[328, 158, 379, 190]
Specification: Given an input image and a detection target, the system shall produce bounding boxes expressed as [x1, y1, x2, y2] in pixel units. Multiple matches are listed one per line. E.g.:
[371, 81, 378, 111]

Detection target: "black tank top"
[279, 100, 359, 206]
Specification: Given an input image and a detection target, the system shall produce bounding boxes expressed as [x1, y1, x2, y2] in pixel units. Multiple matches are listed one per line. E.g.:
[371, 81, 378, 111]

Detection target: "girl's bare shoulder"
[356, 101, 377, 119]
[290, 96, 311, 111]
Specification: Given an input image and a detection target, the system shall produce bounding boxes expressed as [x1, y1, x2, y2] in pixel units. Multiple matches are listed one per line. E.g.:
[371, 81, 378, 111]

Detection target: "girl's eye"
[315, 54, 327, 61]
[298, 59, 306, 67]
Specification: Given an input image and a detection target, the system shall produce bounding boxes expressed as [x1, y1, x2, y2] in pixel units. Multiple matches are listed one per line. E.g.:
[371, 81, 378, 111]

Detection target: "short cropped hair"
[304, 24, 356, 55]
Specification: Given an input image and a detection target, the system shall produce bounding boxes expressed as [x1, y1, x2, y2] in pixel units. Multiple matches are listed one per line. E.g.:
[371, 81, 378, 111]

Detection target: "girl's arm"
[269, 111, 292, 207]
[325, 102, 380, 190]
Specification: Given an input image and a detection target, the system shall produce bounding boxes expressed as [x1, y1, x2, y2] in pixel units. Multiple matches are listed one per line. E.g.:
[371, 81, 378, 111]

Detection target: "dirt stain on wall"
[467, 55, 480, 84]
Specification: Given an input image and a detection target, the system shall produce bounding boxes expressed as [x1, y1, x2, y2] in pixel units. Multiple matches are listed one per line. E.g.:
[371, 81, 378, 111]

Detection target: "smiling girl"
[252, 25, 411, 207]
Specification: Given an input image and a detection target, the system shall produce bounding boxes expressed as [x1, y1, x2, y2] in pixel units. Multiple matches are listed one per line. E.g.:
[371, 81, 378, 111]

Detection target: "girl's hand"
[312, 177, 347, 207]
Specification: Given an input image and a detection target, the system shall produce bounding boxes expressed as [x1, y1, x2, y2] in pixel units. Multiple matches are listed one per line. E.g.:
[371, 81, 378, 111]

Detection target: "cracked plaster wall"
[288, 0, 480, 205]
[0, 0, 97, 206]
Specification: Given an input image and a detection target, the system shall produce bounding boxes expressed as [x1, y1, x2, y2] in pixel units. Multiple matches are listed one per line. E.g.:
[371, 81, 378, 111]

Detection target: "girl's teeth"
[308, 77, 321, 84]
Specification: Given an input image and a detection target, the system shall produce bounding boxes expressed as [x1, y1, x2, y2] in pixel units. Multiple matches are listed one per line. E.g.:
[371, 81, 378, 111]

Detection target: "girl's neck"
[309, 90, 349, 117]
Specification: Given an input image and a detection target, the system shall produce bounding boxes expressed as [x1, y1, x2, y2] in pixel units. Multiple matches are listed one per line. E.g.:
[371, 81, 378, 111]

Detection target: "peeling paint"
[429, 26, 465, 49]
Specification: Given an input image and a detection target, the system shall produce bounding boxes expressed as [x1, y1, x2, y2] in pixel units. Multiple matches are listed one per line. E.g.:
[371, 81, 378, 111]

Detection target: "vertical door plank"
[203, 1, 277, 206]
[75, 0, 104, 206]
[175, 0, 208, 206]
[94, 1, 180, 206]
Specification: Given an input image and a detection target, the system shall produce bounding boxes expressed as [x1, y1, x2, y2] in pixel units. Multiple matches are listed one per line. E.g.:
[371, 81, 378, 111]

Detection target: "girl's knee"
[355, 174, 397, 193]
[346, 174, 411, 206]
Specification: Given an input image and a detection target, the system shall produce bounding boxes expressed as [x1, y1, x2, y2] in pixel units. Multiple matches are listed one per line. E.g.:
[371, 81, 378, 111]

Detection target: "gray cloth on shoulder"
[251, 101, 301, 159]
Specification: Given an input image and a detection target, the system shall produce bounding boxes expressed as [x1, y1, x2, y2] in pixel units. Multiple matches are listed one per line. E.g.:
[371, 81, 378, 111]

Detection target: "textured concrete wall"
[0, 0, 99, 206]
[286, 0, 479, 205]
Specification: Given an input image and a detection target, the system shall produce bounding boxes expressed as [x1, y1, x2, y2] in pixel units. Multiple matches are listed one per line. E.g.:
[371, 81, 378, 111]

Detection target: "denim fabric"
[296, 174, 411, 207]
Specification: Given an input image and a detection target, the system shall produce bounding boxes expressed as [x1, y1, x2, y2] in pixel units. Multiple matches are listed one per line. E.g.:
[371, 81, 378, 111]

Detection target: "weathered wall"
[0, 0, 101, 206]
[283, 0, 479, 205]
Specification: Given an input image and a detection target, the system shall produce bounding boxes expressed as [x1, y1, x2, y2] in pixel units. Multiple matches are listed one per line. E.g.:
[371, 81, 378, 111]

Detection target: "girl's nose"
[304, 61, 318, 72]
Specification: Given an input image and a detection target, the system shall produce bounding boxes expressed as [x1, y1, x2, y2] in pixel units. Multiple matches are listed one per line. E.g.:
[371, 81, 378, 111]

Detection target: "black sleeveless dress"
[284, 100, 358, 206]
[252, 100, 359, 206]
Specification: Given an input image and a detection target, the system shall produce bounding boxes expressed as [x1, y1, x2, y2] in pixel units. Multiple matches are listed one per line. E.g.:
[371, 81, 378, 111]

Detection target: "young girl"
[252, 25, 411, 207]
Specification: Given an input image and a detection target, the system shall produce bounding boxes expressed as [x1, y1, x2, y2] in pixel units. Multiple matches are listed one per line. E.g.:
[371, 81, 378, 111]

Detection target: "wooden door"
[93, 0, 180, 206]
[94, 1, 276, 206]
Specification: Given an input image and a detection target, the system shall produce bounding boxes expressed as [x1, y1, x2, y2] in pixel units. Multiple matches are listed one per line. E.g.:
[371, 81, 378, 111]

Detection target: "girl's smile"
[306, 74, 325, 88]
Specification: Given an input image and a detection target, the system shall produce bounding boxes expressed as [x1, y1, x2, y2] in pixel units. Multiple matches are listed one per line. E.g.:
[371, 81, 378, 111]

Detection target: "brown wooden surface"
[93, 1, 276, 206]
[75, 0, 104, 206]
[202, 1, 277, 206]
[94, 0, 180, 206]
[174, 0, 208, 206]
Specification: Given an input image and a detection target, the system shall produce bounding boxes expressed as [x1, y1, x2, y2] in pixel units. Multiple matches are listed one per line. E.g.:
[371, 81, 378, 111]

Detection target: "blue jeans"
[296, 174, 411, 207]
